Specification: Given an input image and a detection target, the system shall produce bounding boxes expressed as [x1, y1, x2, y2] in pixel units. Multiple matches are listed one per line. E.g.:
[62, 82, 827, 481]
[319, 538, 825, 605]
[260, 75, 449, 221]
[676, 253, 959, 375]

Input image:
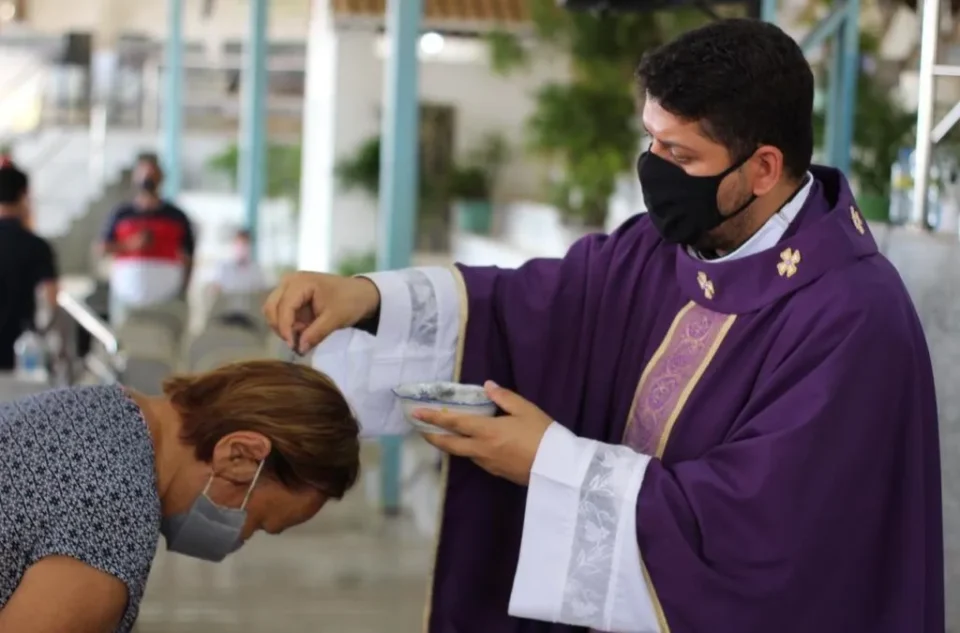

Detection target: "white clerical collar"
[690, 173, 814, 263]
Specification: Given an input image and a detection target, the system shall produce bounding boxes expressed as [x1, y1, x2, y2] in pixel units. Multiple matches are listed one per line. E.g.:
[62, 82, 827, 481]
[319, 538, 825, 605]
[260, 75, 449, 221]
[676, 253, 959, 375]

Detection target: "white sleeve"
[311, 266, 463, 438]
[508, 423, 661, 633]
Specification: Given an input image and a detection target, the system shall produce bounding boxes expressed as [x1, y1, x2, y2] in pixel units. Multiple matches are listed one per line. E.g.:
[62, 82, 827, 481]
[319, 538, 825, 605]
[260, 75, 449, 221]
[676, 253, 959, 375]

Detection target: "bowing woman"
[0, 360, 360, 633]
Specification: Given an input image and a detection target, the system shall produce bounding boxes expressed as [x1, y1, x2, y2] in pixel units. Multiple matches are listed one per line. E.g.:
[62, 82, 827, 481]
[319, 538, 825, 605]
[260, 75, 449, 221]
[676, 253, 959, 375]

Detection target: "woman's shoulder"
[1, 383, 161, 514]
[3, 384, 154, 456]
[0, 385, 162, 629]
[0, 384, 161, 531]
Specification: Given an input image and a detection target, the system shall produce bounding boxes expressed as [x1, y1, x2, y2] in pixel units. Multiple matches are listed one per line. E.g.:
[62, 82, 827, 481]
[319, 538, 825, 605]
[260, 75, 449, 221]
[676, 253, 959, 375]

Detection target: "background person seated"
[208, 228, 271, 330]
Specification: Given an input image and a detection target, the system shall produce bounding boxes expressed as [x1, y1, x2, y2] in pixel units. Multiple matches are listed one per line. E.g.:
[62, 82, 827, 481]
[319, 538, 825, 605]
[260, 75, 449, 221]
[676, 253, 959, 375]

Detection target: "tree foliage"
[487, 0, 713, 225]
[812, 31, 916, 199]
[207, 142, 303, 203]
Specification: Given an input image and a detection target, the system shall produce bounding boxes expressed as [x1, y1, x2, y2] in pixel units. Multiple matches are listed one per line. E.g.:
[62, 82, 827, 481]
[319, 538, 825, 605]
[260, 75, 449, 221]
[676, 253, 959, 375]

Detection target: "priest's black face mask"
[638, 150, 756, 247]
[637, 98, 779, 251]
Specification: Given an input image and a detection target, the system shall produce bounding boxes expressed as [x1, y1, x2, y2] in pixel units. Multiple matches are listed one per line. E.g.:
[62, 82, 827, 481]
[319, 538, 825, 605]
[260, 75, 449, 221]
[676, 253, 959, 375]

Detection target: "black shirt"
[0, 217, 58, 368]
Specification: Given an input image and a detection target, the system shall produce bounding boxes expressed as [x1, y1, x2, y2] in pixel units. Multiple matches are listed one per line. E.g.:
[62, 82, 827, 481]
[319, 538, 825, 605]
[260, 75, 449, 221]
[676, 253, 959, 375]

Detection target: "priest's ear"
[748, 145, 786, 197]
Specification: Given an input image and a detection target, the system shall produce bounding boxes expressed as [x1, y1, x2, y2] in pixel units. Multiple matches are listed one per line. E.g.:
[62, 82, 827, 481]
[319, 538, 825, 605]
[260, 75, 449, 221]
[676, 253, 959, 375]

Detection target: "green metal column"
[377, 0, 423, 516]
[161, 0, 184, 199]
[239, 0, 269, 251]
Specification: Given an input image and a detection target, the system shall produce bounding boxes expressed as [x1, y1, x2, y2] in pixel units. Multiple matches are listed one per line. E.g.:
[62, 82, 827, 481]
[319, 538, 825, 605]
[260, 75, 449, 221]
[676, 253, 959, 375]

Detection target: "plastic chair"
[186, 326, 267, 372]
[191, 346, 270, 373]
[121, 357, 174, 396]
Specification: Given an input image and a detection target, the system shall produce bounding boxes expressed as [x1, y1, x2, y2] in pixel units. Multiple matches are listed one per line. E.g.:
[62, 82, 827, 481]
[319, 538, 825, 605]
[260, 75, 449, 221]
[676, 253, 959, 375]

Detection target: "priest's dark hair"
[636, 18, 815, 181]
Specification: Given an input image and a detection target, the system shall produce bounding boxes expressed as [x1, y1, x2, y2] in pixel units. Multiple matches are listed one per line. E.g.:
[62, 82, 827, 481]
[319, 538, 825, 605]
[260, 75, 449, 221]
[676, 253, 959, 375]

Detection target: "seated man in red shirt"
[99, 153, 196, 325]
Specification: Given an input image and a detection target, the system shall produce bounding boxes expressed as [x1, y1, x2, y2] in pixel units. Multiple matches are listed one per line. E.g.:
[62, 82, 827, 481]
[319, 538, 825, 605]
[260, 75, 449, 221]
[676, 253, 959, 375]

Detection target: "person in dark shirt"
[98, 152, 196, 324]
[0, 163, 58, 370]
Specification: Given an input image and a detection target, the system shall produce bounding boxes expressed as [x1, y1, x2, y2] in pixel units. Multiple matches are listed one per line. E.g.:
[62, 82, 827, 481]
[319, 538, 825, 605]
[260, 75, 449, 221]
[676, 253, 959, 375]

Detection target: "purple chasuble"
[426, 166, 944, 633]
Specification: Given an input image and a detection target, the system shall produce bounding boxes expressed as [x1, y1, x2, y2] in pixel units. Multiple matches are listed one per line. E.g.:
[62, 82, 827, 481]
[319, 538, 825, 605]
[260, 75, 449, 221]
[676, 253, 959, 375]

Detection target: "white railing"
[56, 290, 119, 356]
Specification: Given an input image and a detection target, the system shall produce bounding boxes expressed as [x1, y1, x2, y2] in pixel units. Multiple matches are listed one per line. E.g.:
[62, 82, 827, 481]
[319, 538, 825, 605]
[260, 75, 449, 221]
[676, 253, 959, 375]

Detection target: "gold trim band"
[624, 303, 737, 633]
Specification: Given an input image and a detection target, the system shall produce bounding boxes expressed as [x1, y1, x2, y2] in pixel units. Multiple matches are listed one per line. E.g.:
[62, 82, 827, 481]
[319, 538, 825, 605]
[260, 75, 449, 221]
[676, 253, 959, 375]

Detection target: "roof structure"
[331, 0, 530, 25]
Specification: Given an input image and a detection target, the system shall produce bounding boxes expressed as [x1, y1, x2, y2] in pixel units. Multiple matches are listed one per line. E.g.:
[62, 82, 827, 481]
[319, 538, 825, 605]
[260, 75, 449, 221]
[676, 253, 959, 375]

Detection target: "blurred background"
[0, 0, 959, 630]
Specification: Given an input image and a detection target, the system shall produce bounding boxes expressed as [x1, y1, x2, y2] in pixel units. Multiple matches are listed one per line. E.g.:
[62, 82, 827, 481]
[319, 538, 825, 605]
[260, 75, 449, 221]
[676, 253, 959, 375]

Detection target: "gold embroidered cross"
[777, 248, 801, 278]
[850, 206, 865, 235]
[697, 271, 715, 299]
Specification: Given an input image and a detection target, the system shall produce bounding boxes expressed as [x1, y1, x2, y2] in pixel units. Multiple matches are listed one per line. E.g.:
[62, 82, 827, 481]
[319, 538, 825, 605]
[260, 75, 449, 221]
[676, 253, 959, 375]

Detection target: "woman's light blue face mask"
[160, 460, 265, 562]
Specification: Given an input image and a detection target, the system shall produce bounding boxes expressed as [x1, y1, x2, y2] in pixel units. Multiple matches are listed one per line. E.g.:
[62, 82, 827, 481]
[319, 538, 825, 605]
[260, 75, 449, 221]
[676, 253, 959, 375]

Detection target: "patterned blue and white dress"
[0, 384, 161, 632]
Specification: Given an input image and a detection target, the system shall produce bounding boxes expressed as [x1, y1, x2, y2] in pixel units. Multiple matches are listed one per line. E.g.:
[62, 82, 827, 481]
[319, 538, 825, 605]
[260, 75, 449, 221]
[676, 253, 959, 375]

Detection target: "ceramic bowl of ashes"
[392, 382, 496, 435]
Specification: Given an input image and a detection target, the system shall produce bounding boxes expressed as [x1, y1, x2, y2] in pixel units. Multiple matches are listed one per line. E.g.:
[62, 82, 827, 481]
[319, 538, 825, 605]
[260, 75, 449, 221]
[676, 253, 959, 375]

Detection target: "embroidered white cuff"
[311, 267, 461, 438]
[509, 423, 661, 632]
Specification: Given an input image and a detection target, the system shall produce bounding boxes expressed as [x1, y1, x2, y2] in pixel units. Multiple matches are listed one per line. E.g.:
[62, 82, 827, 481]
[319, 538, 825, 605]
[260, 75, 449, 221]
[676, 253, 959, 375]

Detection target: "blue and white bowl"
[392, 381, 497, 435]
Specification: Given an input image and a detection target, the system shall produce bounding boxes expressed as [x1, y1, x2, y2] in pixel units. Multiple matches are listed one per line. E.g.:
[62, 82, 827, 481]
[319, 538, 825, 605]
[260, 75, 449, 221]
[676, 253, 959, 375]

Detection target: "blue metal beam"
[760, 0, 777, 23]
[799, 2, 848, 54]
[161, 0, 184, 199]
[239, 0, 269, 253]
[377, 0, 423, 516]
[823, 0, 860, 174]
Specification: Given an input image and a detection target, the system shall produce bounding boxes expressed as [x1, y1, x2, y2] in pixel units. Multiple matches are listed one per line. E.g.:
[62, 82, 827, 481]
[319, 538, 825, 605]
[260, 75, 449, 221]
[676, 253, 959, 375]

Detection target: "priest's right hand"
[263, 272, 381, 354]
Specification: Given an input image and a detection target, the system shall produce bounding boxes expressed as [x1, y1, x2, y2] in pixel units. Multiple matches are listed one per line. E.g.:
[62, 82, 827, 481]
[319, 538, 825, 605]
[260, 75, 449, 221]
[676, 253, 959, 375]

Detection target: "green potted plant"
[335, 136, 382, 198]
[206, 142, 303, 202]
[811, 30, 915, 222]
[335, 250, 377, 276]
[449, 133, 508, 234]
[849, 71, 915, 221]
[486, 1, 709, 232]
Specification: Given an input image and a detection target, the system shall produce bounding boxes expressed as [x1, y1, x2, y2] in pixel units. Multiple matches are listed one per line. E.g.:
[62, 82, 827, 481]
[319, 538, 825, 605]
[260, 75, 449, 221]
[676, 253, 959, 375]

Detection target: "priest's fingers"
[263, 285, 283, 334]
[298, 308, 337, 354]
[484, 381, 534, 415]
[413, 409, 490, 436]
[421, 433, 478, 458]
[276, 286, 316, 348]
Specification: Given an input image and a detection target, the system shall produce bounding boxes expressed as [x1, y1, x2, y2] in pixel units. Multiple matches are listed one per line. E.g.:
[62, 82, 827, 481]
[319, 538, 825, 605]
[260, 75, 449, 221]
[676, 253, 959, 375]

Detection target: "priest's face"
[641, 98, 783, 253]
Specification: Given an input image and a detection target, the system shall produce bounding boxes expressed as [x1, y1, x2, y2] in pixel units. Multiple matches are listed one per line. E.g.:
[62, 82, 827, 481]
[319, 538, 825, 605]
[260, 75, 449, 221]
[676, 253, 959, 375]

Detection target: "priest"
[264, 18, 944, 633]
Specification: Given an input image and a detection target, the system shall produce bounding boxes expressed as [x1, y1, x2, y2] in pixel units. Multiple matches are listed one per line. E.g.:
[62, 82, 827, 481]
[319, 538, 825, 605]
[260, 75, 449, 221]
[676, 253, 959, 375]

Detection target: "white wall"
[13, 128, 237, 238]
[25, 0, 311, 43]
[178, 191, 298, 275]
[0, 49, 46, 136]
[298, 26, 570, 272]
[452, 187, 646, 270]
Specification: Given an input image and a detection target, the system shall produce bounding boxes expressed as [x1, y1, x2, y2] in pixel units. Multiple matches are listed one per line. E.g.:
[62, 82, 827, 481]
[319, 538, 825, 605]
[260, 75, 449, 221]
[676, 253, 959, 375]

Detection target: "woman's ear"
[210, 432, 272, 484]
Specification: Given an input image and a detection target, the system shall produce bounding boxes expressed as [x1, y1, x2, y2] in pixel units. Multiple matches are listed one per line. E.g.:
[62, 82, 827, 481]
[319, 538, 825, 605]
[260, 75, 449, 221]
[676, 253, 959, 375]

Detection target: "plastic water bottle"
[889, 149, 913, 224]
[905, 149, 943, 228]
[927, 158, 943, 229]
[14, 329, 47, 382]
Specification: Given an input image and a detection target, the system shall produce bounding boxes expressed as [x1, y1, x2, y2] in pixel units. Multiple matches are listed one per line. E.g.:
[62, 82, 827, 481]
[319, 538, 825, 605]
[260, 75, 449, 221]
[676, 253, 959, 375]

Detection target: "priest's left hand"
[416, 381, 552, 486]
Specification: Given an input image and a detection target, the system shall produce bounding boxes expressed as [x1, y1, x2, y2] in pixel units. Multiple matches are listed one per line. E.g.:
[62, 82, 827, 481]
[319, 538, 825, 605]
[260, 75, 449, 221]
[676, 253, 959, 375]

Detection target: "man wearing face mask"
[98, 152, 196, 326]
[265, 18, 942, 633]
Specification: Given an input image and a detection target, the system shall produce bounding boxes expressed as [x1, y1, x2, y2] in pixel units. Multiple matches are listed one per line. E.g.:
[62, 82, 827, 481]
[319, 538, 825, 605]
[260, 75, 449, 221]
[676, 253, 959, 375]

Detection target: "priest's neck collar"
[675, 167, 880, 314]
[690, 173, 813, 263]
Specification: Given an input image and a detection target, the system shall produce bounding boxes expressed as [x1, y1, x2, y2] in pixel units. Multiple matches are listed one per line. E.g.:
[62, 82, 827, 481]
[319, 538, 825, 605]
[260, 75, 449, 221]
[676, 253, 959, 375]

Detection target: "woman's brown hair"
[162, 360, 360, 499]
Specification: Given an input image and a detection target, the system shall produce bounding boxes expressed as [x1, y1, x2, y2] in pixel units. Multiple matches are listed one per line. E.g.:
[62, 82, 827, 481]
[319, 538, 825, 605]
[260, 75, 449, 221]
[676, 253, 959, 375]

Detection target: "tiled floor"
[135, 443, 439, 633]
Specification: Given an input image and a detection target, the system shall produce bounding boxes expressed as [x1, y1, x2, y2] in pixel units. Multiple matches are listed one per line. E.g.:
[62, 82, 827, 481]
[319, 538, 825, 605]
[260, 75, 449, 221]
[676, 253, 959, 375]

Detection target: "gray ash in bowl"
[398, 382, 492, 405]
